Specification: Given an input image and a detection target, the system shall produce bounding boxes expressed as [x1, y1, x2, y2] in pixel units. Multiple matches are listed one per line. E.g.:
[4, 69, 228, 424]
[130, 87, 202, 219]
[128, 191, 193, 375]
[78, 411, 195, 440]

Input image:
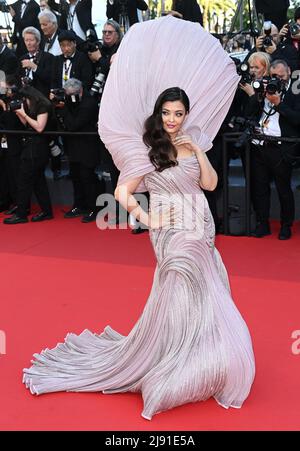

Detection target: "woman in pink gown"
[23, 16, 255, 420]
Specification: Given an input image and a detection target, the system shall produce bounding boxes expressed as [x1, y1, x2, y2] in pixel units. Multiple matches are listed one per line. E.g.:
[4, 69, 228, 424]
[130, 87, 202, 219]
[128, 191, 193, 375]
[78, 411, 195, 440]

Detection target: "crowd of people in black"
[0, 0, 299, 240]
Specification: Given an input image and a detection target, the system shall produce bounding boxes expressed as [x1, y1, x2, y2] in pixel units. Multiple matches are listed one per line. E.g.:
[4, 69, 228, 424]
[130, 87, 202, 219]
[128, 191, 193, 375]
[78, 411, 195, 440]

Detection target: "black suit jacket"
[19, 51, 55, 97]
[58, 94, 100, 166]
[272, 40, 300, 73]
[51, 50, 94, 89]
[11, 0, 41, 57]
[255, 0, 290, 14]
[0, 46, 19, 76]
[106, 0, 148, 26]
[48, 0, 95, 35]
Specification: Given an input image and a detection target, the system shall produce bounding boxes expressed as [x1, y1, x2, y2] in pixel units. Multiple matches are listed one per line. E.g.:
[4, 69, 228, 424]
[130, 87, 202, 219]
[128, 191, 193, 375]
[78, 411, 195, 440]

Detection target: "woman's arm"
[114, 176, 150, 227]
[15, 105, 48, 133]
[193, 149, 218, 191]
[115, 177, 168, 229]
[173, 134, 218, 191]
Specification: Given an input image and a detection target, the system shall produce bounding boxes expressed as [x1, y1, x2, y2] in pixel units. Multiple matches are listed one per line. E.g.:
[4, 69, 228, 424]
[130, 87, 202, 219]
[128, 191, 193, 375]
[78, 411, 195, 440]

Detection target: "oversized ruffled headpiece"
[99, 16, 239, 192]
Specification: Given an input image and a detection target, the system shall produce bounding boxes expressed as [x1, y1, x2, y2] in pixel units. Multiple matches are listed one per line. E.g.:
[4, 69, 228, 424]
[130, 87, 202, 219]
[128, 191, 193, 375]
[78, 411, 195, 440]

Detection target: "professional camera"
[50, 88, 65, 104]
[262, 20, 273, 47]
[0, 0, 10, 13]
[253, 76, 286, 95]
[266, 76, 286, 95]
[252, 76, 270, 94]
[65, 93, 81, 105]
[81, 29, 101, 53]
[8, 98, 23, 112]
[90, 70, 106, 98]
[21, 76, 33, 87]
[262, 35, 273, 47]
[228, 116, 259, 148]
[237, 61, 253, 85]
[2, 86, 24, 111]
[289, 21, 300, 37]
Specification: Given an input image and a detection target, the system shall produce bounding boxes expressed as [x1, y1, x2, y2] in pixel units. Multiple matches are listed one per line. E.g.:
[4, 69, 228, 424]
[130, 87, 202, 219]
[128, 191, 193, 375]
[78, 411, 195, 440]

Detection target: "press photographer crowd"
[0, 0, 299, 240]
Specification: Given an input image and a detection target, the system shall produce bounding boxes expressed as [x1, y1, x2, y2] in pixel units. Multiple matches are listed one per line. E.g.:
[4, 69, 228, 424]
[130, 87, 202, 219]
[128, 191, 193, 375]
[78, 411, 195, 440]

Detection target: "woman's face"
[249, 58, 268, 79]
[161, 100, 187, 137]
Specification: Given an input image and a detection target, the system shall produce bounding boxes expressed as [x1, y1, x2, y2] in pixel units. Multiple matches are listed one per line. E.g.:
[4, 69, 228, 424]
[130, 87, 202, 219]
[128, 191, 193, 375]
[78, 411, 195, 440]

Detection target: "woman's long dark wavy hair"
[19, 85, 52, 118]
[143, 87, 190, 172]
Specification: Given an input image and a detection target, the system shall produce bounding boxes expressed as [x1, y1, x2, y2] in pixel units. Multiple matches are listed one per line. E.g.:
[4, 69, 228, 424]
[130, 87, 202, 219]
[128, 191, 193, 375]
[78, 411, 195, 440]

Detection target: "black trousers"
[251, 143, 294, 226]
[99, 141, 121, 218]
[0, 153, 10, 208]
[6, 153, 21, 206]
[69, 161, 105, 211]
[16, 157, 52, 218]
[50, 154, 62, 173]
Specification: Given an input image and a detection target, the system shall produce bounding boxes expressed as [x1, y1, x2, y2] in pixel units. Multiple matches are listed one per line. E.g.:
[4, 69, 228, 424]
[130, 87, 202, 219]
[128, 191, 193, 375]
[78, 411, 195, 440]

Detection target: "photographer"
[19, 27, 54, 97]
[51, 30, 94, 91]
[56, 78, 104, 223]
[47, 0, 95, 41]
[9, 0, 41, 58]
[239, 52, 270, 118]
[88, 20, 121, 85]
[0, 35, 19, 77]
[274, 7, 300, 72]
[0, 76, 24, 215]
[106, 0, 148, 32]
[247, 59, 300, 240]
[3, 85, 54, 224]
[255, 22, 280, 55]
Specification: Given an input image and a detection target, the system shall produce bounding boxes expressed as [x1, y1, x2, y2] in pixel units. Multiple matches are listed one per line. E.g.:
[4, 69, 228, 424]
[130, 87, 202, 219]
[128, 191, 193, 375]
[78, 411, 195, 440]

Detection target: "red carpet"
[0, 208, 300, 430]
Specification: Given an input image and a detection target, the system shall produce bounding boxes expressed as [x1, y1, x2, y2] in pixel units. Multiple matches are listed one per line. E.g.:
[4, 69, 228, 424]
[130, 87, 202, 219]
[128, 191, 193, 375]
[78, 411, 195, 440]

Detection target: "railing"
[1, 128, 300, 237]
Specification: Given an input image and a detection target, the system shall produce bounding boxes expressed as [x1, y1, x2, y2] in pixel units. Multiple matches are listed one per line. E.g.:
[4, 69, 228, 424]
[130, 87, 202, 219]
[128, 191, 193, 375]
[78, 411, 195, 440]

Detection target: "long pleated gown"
[23, 154, 255, 420]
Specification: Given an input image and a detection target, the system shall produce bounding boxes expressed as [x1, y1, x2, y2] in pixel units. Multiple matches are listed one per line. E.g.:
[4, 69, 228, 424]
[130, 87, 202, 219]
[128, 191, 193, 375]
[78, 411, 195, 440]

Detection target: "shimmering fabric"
[23, 156, 255, 420]
[98, 15, 239, 192]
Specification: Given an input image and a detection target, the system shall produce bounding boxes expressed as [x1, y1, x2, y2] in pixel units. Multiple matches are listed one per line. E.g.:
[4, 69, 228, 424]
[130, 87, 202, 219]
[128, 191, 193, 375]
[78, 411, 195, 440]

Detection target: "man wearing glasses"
[87, 20, 121, 77]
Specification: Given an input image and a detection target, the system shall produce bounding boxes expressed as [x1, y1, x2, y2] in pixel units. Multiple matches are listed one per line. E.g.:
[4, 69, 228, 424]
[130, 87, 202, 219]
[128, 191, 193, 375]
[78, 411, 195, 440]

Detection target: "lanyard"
[63, 59, 72, 81]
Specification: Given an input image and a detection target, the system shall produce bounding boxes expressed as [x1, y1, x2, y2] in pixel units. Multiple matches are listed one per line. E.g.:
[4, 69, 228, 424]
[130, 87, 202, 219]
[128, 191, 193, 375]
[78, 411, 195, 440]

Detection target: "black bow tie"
[64, 56, 73, 62]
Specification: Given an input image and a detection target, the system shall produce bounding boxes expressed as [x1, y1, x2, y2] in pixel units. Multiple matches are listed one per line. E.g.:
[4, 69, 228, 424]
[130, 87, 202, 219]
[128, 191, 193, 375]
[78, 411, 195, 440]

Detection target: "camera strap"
[63, 59, 73, 82]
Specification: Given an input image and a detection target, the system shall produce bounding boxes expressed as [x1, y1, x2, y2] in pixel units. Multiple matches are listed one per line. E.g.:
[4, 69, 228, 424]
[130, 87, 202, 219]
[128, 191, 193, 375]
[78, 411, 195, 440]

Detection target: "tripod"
[0, 0, 13, 41]
[118, 1, 130, 34]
